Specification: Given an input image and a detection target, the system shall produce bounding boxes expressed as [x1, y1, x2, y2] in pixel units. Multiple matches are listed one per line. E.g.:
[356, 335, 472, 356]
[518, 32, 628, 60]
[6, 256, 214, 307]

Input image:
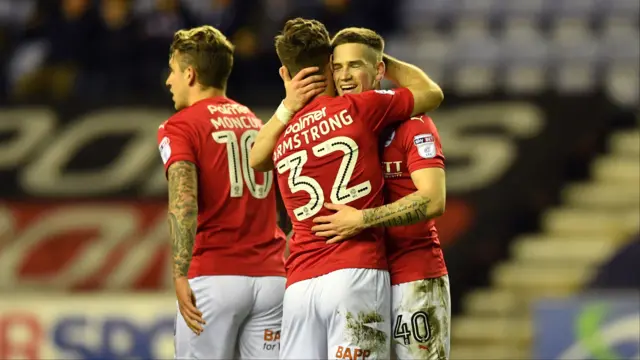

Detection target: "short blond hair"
[331, 27, 385, 61]
[170, 25, 234, 89]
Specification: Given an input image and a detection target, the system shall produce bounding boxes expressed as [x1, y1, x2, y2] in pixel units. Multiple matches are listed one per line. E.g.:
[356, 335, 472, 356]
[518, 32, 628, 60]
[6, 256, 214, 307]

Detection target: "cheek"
[332, 73, 340, 85]
[356, 71, 375, 87]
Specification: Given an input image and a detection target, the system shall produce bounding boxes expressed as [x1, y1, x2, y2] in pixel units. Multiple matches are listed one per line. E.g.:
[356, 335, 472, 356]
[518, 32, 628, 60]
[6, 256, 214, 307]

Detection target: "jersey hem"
[390, 269, 449, 286]
[285, 262, 388, 288]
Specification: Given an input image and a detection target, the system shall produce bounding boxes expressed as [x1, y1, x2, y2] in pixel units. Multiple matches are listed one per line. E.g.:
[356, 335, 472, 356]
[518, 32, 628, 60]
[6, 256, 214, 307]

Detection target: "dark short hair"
[331, 27, 385, 54]
[275, 18, 332, 77]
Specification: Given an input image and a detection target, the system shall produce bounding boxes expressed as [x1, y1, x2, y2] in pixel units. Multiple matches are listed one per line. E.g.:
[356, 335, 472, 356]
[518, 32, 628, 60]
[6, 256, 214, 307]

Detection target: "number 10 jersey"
[273, 89, 415, 287]
[157, 97, 286, 279]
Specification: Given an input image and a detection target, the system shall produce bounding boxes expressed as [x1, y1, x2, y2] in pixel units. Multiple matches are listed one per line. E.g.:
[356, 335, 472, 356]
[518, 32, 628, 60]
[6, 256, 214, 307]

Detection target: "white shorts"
[391, 275, 451, 360]
[281, 268, 391, 360]
[175, 275, 286, 359]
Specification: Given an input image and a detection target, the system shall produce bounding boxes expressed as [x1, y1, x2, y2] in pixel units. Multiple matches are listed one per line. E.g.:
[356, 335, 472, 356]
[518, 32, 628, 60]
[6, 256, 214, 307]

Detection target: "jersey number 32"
[276, 136, 371, 221]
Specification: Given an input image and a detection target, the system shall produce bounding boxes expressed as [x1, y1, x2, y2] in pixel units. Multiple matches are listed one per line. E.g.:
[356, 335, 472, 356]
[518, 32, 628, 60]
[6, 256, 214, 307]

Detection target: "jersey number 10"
[213, 130, 273, 199]
[276, 136, 371, 221]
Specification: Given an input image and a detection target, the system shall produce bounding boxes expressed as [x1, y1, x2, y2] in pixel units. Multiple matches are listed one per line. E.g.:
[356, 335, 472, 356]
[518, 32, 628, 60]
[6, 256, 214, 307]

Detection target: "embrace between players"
[158, 17, 449, 360]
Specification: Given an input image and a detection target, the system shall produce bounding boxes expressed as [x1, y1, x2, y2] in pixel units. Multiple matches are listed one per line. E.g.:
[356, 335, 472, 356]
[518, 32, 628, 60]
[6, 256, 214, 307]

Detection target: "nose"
[339, 68, 352, 81]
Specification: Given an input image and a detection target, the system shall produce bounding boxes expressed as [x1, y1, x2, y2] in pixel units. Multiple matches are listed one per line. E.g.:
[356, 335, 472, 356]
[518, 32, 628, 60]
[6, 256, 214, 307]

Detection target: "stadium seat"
[542, 208, 638, 236]
[592, 157, 640, 183]
[599, 0, 640, 16]
[551, 0, 598, 17]
[463, 288, 518, 315]
[401, 0, 452, 29]
[455, 0, 498, 17]
[450, 345, 529, 360]
[500, 19, 550, 93]
[610, 130, 640, 157]
[511, 237, 618, 264]
[449, 20, 500, 94]
[497, 0, 545, 18]
[492, 262, 593, 291]
[605, 62, 640, 107]
[562, 182, 640, 209]
[452, 316, 531, 344]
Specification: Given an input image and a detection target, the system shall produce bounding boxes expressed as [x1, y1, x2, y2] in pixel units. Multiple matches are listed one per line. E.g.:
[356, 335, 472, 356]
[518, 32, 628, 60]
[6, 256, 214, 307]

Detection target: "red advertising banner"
[0, 200, 472, 292]
[0, 202, 171, 291]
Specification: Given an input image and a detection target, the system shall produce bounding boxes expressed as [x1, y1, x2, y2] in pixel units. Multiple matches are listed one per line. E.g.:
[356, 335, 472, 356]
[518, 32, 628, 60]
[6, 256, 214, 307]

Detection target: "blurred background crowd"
[0, 0, 397, 105]
[0, 0, 638, 359]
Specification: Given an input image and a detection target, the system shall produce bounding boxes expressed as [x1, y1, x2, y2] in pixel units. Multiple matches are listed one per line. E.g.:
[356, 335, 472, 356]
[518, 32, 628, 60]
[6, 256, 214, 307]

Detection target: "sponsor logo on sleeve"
[159, 137, 171, 164]
[413, 134, 436, 159]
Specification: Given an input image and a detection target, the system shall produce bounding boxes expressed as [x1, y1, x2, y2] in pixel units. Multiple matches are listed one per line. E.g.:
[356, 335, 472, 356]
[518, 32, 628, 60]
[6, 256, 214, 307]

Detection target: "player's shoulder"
[343, 89, 397, 102]
[396, 114, 437, 135]
[208, 98, 256, 117]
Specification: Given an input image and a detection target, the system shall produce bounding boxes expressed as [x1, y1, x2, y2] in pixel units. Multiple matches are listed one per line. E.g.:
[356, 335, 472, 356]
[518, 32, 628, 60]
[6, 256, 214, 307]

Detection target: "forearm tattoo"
[167, 161, 198, 278]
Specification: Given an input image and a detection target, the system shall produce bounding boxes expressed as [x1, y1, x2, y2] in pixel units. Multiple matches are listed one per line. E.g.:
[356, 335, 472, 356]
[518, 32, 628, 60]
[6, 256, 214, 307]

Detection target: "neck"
[188, 86, 226, 107]
[311, 80, 336, 101]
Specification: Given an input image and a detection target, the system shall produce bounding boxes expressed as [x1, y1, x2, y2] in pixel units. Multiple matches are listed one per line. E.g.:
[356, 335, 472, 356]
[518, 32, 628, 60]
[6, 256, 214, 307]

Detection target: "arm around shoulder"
[249, 110, 289, 172]
[383, 54, 444, 116]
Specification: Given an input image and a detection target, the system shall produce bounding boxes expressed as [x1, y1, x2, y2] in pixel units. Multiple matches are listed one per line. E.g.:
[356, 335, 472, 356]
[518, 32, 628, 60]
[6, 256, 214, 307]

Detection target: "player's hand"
[312, 203, 365, 244]
[280, 66, 327, 112]
[174, 276, 205, 335]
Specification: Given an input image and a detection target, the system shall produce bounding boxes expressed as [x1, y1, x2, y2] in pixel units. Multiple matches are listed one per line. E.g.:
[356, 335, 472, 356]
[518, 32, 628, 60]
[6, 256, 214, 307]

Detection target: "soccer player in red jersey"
[311, 28, 450, 360]
[157, 26, 286, 359]
[249, 18, 443, 360]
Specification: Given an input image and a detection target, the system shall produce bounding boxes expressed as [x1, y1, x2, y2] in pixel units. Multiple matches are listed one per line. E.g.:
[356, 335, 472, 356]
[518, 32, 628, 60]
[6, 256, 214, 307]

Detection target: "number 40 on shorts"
[393, 311, 431, 345]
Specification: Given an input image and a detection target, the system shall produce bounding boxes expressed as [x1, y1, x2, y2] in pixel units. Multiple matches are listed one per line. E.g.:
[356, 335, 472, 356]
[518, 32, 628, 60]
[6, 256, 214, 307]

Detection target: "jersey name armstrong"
[273, 108, 354, 162]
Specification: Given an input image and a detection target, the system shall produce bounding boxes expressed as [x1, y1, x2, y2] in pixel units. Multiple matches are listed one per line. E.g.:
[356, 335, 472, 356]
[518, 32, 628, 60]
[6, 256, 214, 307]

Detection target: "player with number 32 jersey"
[253, 18, 444, 360]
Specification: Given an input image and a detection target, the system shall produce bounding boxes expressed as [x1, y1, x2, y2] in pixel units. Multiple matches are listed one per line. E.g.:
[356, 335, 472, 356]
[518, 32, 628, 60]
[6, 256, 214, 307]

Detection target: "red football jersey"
[157, 97, 285, 279]
[272, 88, 415, 286]
[381, 115, 448, 285]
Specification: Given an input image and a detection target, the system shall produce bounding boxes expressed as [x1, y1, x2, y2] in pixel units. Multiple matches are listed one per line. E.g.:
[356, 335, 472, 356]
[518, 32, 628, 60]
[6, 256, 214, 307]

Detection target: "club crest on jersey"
[159, 136, 171, 164]
[384, 130, 396, 147]
[413, 134, 436, 159]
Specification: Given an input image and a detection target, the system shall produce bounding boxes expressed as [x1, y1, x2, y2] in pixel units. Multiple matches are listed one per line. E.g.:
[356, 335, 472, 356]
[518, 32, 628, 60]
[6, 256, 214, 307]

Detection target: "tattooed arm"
[312, 168, 445, 243]
[167, 161, 199, 279]
[363, 168, 445, 227]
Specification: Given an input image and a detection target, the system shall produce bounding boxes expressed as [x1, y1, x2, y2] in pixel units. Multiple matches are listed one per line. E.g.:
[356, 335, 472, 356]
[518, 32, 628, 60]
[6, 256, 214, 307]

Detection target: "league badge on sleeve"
[413, 134, 436, 159]
[159, 136, 171, 164]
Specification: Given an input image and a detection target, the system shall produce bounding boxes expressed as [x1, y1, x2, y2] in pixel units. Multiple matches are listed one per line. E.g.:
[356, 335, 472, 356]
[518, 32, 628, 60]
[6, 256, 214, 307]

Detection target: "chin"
[173, 100, 185, 111]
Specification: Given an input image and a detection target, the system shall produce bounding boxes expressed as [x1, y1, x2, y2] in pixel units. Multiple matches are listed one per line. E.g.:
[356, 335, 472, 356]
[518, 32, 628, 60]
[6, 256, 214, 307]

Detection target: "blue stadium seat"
[497, 0, 546, 18]
[597, 0, 640, 16]
[499, 18, 550, 93]
[605, 62, 640, 107]
[549, 0, 598, 17]
[453, 0, 499, 17]
[401, 0, 453, 30]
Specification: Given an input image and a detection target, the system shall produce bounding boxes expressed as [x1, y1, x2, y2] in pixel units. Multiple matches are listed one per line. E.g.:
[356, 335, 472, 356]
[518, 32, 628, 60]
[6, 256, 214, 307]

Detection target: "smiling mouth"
[340, 84, 357, 93]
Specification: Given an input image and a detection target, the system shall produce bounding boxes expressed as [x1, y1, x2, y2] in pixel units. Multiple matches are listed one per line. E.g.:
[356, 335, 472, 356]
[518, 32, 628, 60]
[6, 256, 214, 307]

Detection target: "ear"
[375, 60, 385, 83]
[279, 66, 291, 82]
[185, 66, 195, 86]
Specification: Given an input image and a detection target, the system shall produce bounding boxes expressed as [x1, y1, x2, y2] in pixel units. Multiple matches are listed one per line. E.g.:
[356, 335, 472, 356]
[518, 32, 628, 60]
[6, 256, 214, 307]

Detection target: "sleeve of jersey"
[403, 116, 445, 173]
[348, 87, 414, 133]
[157, 119, 199, 174]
